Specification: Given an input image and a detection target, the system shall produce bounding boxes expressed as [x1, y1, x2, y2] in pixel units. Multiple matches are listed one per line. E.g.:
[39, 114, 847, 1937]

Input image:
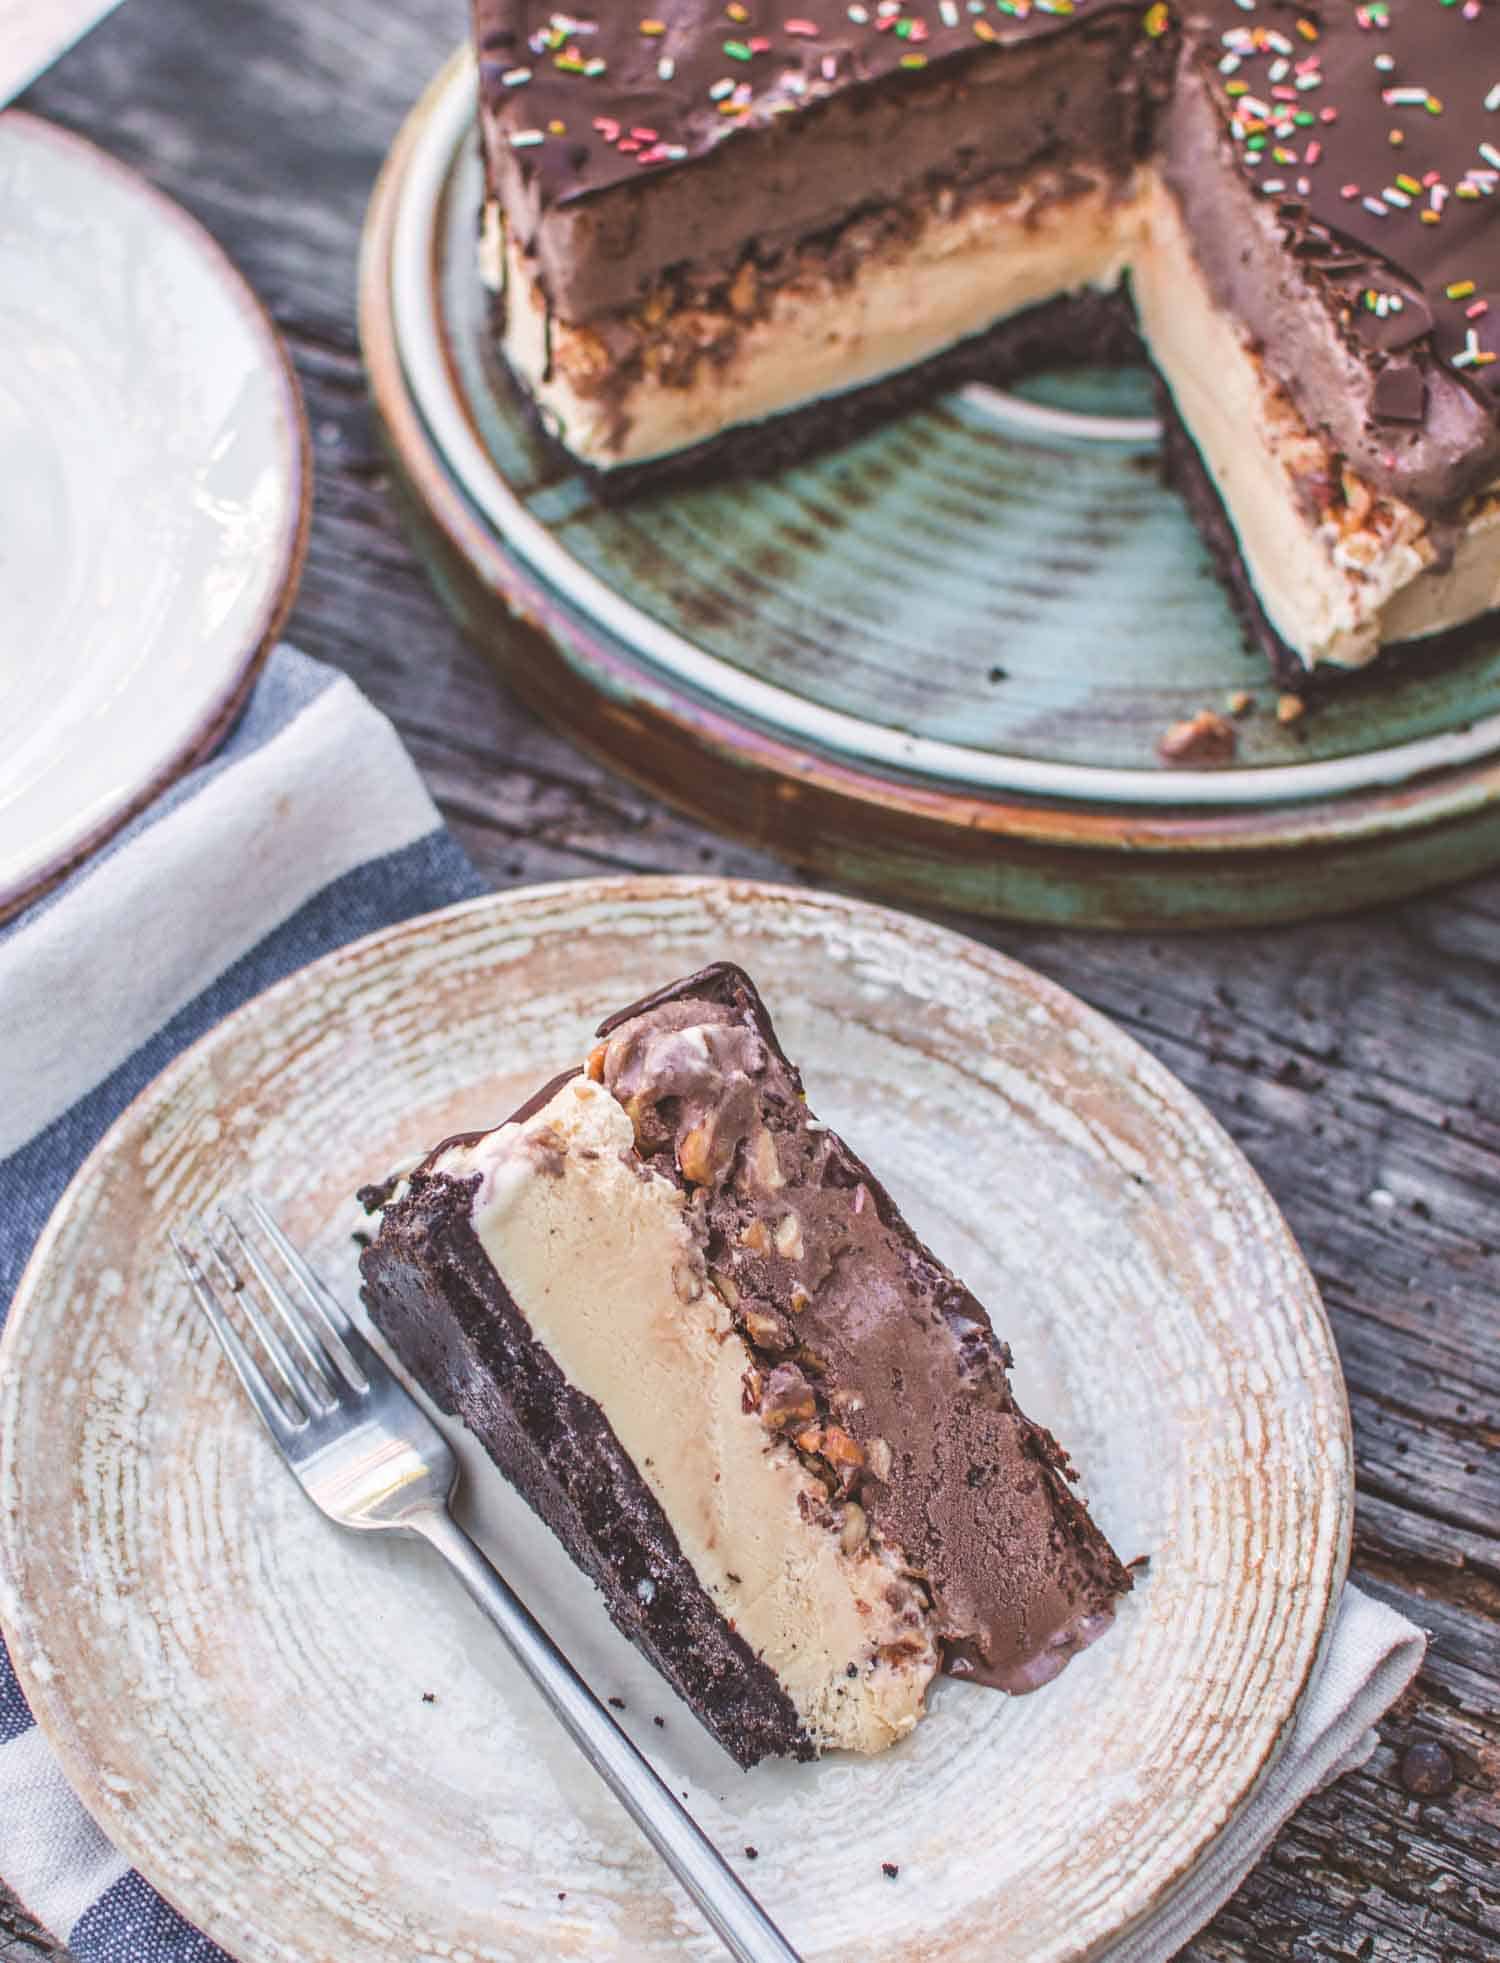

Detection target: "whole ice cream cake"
[473, 2, 1500, 685]
[358, 965, 1131, 1766]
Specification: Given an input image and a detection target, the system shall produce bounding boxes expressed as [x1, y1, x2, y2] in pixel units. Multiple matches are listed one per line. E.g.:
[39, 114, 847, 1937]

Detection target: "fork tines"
[170, 1199, 372, 1431]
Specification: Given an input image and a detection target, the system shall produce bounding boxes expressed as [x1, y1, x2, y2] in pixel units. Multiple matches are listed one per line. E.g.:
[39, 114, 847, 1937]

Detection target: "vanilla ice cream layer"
[487, 172, 1500, 670]
[491, 174, 1139, 471]
[432, 1076, 937, 1755]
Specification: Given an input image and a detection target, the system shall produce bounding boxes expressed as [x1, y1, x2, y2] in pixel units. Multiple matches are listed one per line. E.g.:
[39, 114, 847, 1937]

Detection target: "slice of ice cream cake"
[358, 964, 1131, 1766]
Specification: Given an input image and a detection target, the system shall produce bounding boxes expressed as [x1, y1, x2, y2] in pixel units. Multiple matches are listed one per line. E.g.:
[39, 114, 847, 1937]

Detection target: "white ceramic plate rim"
[0, 877, 1352, 1962]
[0, 112, 307, 919]
[389, 51, 1500, 812]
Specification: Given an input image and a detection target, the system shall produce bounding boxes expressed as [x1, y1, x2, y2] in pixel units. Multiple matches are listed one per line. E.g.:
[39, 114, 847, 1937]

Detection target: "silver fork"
[171, 1197, 802, 1963]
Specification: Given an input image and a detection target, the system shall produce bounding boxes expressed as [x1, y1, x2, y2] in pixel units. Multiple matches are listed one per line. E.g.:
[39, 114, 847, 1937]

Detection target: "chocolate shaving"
[1373, 360, 1427, 427]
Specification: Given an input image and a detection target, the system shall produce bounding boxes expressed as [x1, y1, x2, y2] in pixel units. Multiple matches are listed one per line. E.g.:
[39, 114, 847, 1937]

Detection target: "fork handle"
[413, 1509, 804, 1963]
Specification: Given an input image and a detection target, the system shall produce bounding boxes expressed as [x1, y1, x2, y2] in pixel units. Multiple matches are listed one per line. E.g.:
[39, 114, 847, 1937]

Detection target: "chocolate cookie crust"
[360, 1165, 815, 1767]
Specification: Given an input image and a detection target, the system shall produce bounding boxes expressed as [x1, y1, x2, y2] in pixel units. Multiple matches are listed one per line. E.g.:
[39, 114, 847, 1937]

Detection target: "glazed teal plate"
[358, 50, 1500, 925]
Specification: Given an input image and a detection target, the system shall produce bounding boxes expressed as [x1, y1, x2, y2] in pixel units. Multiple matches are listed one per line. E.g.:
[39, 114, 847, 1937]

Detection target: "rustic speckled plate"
[0, 879, 1351, 1962]
[0, 113, 309, 924]
[359, 51, 1500, 927]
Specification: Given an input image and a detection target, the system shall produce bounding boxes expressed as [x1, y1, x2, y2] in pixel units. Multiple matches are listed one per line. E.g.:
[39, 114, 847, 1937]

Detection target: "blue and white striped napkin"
[0, 647, 1427, 1961]
[0, 646, 482, 1959]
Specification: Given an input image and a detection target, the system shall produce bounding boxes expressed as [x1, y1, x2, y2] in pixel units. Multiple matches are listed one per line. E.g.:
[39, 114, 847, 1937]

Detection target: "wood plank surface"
[6, 0, 1497, 1956]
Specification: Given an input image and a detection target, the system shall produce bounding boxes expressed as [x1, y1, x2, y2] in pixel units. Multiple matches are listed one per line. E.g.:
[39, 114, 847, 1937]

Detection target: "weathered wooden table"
[6, 2, 1497, 1958]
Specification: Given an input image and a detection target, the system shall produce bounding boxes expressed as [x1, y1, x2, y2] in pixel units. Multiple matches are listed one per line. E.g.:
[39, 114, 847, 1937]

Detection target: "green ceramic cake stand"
[358, 49, 1500, 929]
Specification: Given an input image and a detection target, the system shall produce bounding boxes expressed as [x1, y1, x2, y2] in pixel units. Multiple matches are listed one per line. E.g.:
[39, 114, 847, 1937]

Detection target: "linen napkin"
[0, 646, 483, 1960]
[0, 647, 1425, 1962]
[1101, 1585, 1424, 1961]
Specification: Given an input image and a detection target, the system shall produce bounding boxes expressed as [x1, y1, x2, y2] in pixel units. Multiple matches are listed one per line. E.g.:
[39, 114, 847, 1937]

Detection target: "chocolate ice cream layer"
[591, 964, 1132, 1697]
[476, 2, 1152, 322]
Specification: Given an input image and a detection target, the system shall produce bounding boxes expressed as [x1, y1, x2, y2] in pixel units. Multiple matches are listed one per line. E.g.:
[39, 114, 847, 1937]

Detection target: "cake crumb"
[1400, 1742, 1454, 1796]
[744, 1846, 759, 1861]
[1158, 710, 1236, 765]
[608, 1696, 626, 1711]
[421, 1692, 436, 1705]
[557, 1892, 567, 1902]
[1276, 692, 1306, 725]
[1226, 689, 1253, 717]
[882, 1862, 900, 1880]
[653, 1715, 666, 1728]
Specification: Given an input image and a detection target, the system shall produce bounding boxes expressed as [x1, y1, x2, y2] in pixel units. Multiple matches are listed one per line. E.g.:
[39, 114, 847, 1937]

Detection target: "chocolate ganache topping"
[476, 1, 1499, 467]
[474, 0, 1145, 206]
[591, 964, 1132, 1695]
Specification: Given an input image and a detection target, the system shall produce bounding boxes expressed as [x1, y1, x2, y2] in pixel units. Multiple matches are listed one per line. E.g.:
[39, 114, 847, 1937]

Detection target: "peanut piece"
[748, 1127, 784, 1190]
[820, 1426, 866, 1472]
[760, 1363, 817, 1431]
[742, 1309, 787, 1349]
[709, 1268, 739, 1308]
[728, 258, 758, 317]
[1340, 467, 1374, 528]
[839, 1504, 868, 1555]
[678, 1123, 717, 1186]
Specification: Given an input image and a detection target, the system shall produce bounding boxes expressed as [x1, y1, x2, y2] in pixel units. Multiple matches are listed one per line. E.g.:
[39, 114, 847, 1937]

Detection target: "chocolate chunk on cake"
[359, 965, 1131, 1767]
[473, 1, 1500, 682]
